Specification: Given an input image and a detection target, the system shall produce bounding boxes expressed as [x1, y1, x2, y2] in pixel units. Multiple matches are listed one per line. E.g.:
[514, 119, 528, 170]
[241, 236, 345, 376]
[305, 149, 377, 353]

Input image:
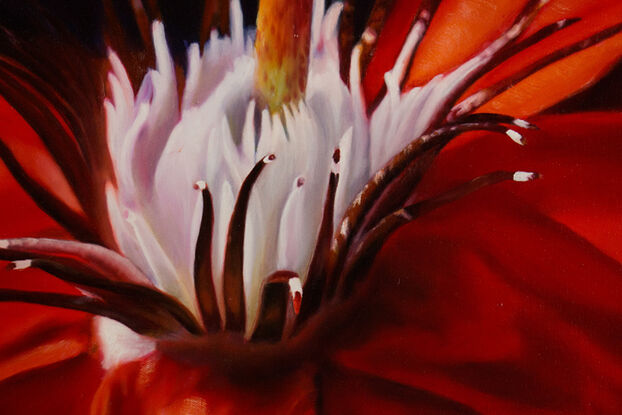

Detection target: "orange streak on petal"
[406, 0, 527, 87]
[478, 33, 622, 118]
[0, 334, 89, 383]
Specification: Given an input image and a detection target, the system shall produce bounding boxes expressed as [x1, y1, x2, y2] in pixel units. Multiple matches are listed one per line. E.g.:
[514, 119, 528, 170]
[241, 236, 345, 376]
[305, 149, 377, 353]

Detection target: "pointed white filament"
[102, 0, 537, 347]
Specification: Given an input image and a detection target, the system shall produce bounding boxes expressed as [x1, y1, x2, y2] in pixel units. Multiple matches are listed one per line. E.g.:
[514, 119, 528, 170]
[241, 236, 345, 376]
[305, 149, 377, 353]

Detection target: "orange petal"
[464, 2, 622, 117]
[406, 0, 527, 86]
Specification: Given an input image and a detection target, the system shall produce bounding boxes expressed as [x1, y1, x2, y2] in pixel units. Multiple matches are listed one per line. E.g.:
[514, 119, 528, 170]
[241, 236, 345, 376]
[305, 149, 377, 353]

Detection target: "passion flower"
[0, 0, 621, 413]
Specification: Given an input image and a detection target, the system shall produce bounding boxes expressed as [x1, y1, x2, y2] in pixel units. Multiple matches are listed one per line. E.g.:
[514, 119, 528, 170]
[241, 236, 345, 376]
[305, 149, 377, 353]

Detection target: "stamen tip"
[194, 180, 207, 191]
[9, 259, 32, 271]
[513, 171, 539, 182]
[512, 118, 535, 130]
[288, 277, 303, 315]
[264, 154, 276, 163]
[361, 28, 377, 45]
[506, 129, 526, 145]
[296, 177, 305, 187]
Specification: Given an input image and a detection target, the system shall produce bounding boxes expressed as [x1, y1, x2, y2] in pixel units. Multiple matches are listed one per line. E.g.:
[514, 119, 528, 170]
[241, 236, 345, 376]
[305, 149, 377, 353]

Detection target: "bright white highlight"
[11, 259, 32, 270]
[513, 171, 538, 182]
[506, 129, 525, 145]
[95, 317, 156, 370]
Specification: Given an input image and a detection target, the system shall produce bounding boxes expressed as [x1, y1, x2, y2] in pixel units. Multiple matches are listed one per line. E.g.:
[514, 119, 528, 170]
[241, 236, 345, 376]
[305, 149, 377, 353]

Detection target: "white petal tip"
[11, 260, 32, 271]
[506, 129, 525, 145]
[0, 240, 8, 249]
[513, 171, 539, 182]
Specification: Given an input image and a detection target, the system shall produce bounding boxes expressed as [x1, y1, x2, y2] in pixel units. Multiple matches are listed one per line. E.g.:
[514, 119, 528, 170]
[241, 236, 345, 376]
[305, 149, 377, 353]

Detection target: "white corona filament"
[100, 0, 537, 361]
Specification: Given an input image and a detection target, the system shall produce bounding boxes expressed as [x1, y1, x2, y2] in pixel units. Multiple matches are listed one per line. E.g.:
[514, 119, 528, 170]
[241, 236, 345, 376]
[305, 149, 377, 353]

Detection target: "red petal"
[0, 353, 103, 415]
[419, 112, 622, 263]
[0, 97, 82, 215]
[331, 113, 622, 412]
[90, 354, 317, 415]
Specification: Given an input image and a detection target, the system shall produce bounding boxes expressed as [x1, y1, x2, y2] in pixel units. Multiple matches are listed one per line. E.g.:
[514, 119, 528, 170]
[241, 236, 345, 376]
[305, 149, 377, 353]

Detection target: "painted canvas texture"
[0, 0, 621, 413]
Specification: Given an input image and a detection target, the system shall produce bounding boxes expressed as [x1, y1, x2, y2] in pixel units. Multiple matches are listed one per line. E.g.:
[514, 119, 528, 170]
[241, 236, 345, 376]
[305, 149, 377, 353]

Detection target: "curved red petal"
[331, 113, 622, 413]
[0, 353, 103, 415]
[419, 112, 622, 262]
[90, 353, 317, 415]
[0, 97, 82, 215]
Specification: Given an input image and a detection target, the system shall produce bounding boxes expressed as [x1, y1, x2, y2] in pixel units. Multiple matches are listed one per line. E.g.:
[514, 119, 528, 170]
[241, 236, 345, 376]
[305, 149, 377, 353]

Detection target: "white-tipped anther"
[288, 277, 303, 298]
[194, 180, 207, 191]
[11, 259, 32, 271]
[288, 276, 303, 314]
[264, 154, 276, 163]
[361, 28, 377, 44]
[506, 129, 525, 145]
[513, 171, 538, 182]
[512, 119, 532, 129]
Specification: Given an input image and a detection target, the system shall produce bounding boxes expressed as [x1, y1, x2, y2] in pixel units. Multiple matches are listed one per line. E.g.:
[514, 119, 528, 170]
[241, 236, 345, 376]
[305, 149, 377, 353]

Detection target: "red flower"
[0, 0, 621, 413]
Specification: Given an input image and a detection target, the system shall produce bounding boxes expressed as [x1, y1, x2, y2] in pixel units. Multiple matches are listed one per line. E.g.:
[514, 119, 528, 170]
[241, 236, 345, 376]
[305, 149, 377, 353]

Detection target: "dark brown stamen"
[27, 258, 203, 335]
[325, 121, 527, 299]
[193, 181, 221, 332]
[0, 237, 151, 285]
[295, 171, 339, 331]
[0, 289, 169, 336]
[337, 170, 539, 297]
[223, 154, 274, 332]
[251, 270, 299, 342]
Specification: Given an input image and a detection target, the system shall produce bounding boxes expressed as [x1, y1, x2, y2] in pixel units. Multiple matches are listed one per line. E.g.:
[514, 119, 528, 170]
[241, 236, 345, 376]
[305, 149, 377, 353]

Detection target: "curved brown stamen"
[251, 270, 299, 343]
[193, 181, 221, 332]
[337, 170, 539, 297]
[326, 121, 529, 299]
[295, 170, 339, 330]
[25, 258, 203, 335]
[223, 154, 275, 332]
[450, 22, 622, 119]
[0, 289, 171, 336]
[0, 237, 151, 285]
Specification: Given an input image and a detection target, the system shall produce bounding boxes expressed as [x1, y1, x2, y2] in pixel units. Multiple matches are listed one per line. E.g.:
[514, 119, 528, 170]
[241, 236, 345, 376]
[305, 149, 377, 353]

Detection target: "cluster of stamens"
[0, 0, 620, 362]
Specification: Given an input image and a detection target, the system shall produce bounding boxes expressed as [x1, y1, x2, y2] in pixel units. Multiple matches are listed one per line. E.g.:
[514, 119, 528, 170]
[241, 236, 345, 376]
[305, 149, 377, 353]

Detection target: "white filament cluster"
[103, 0, 523, 336]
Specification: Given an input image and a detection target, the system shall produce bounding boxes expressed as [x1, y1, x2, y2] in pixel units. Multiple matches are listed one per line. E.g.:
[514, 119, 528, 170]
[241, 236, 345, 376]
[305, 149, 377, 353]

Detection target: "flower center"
[2, 0, 618, 370]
